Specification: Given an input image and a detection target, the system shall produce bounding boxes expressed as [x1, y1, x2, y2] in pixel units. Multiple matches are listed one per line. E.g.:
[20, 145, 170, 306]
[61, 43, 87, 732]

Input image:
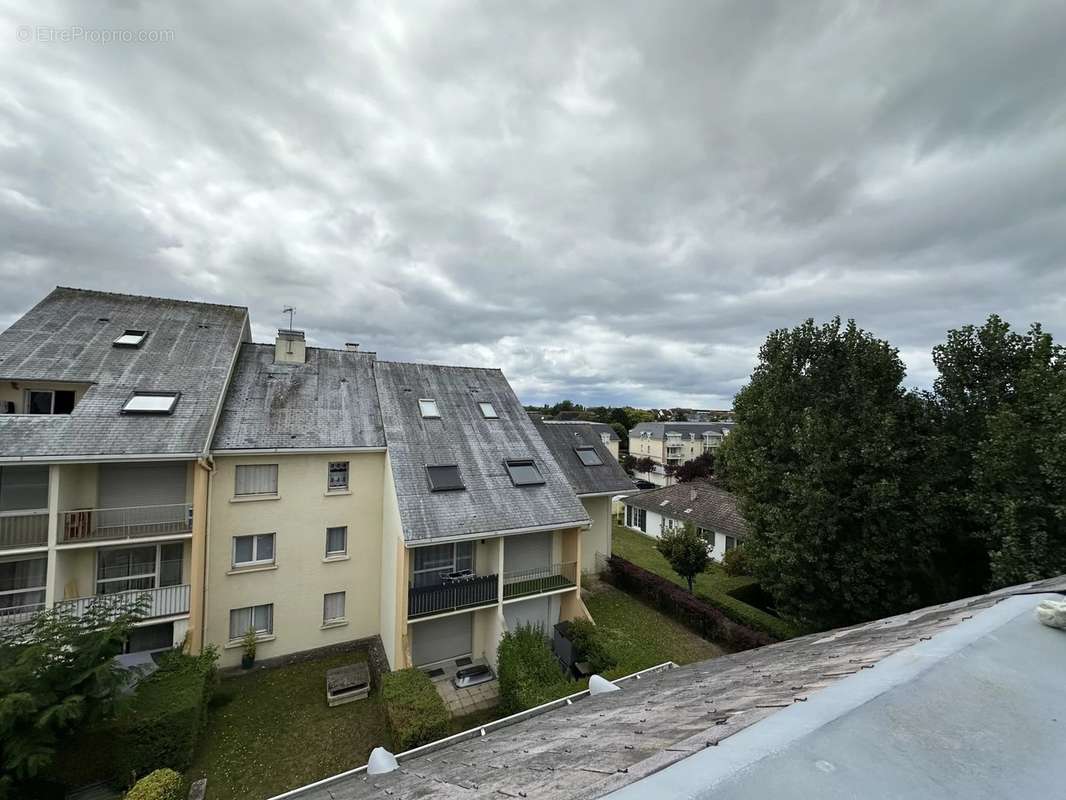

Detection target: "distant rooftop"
[543, 419, 620, 441]
[623, 481, 746, 537]
[630, 421, 735, 438]
[534, 419, 635, 496]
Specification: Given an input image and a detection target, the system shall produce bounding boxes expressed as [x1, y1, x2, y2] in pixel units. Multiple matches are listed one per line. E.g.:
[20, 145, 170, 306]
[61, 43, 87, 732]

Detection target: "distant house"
[621, 481, 744, 562]
[542, 419, 621, 459]
[629, 421, 735, 486]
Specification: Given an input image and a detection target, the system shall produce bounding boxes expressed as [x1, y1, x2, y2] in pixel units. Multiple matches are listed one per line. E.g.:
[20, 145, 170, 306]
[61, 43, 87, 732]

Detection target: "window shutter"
[235, 464, 278, 495]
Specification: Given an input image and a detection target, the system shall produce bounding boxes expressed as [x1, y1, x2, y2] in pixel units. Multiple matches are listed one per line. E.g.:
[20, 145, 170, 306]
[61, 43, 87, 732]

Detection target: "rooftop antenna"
[282, 307, 295, 354]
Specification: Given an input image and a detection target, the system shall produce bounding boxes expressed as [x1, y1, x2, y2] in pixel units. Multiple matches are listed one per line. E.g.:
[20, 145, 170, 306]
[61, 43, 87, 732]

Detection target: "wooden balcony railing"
[59, 503, 193, 544]
[54, 584, 191, 621]
[0, 511, 49, 550]
[502, 561, 577, 600]
[408, 574, 499, 619]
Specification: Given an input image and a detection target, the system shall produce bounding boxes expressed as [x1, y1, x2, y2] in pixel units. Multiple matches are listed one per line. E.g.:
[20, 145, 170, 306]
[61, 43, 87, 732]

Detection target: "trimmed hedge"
[124, 768, 184, 800]
[497, 624, 574, 714]
[381, 668, 450, 751]
[602, 556, 773, 651]
[563, 618, 616, 675]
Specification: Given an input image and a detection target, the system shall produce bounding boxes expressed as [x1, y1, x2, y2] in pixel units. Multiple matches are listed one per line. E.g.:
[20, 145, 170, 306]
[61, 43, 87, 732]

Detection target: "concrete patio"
[423, 659, 500, 716]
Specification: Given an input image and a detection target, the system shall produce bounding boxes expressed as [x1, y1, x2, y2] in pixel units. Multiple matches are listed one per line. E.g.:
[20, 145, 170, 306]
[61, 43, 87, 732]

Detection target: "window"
[574, 446, 603, 467]
[327, 461, 349, 491]
[478, 401, 498, 418]
[0, 465, 48, 511]
[325, 526, 347, 557]
[233, 533, 275, 568]
[418, 398, 440, 418]
[411, 541, 474, 588]
[724, 535, 737, 553]
[96, 543, 182, 595]
[235, 464, 278, 496]
[600, 433, 611, 446]
[113, 329, 148, 347]
[0, 557, 47, 614]
[25, 389, 75, 415]
[426, 464, 464, 492]
[635, 507, 647, 533]
[504, 460, 545, 486]
[323, 591, 346, 623]
[229, 603, 273, 640]
[121, 391, 179, 415]
[697, 527, 715, 546]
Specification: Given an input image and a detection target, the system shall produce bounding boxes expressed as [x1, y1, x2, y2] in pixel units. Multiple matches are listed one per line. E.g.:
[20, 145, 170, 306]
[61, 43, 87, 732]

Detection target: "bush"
[381, 668, 450, 751]
[563, 619, 616, 675]
[721, 546, 750, 577]
[124, 768, 184, 800]
[497, 624, 574, 714]
[602, 556, 774, 651]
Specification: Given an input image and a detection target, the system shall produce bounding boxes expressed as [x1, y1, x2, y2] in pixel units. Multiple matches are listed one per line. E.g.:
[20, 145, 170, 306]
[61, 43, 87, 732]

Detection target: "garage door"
[99, 462, 187, 508]
[411, 613, 473, 667]
[503, 596, 552, 635]
[503, 530, 553, 573]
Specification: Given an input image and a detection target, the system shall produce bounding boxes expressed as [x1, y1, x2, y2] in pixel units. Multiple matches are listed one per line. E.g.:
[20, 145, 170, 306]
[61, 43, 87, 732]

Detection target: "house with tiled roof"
[621, 481, 745, 561]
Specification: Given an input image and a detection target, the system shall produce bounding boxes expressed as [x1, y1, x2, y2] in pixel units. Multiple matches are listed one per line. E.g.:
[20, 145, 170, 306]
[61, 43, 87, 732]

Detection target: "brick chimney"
[274, 328, 306, 364]
[345, 342, 360, 352]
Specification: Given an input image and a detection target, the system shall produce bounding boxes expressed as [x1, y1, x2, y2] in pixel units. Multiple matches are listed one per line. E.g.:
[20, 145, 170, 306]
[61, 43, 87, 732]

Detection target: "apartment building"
[629, 421, 734, 486]
[541, 420, 620, 459]
[0, 288, 249, 654]
[1, 287, 625, 672]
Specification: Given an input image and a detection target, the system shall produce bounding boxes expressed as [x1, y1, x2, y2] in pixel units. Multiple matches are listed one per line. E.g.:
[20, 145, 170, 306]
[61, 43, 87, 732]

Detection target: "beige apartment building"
[629, 421, 734, 486]
[1, 288, 634, 673]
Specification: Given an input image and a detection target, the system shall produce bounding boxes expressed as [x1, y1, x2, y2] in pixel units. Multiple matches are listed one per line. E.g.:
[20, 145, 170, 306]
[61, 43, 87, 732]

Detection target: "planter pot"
[241, 654, 255, 670]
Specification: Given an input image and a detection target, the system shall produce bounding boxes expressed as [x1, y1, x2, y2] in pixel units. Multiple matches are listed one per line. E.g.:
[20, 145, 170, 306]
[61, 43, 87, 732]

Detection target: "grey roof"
[374, 361, 590, 543]
[211, 344, 384, 450]
[285, 575, 1066, 800]
[0, 287, 248, 459]
[623, 481, 746, 537]
[630, 421, 735, 439]
[534, 419, 636, 496]
[543, 419, 620, 441]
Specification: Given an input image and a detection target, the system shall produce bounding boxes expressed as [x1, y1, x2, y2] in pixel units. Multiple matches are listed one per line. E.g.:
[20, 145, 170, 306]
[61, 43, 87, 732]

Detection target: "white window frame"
[229, 603, 273, 641]
[25, 389, 55, 414]
[113, 330, 148, 347]
[327, 461, 349, 492]
[95, 543, 183, 595]
[418, 398, 440, 418]
[478, 401, 498, 419]
[323, 591, 346, 624]
[0, 556, 48, 612]
[234, 464, 279, 497]
[724, 535, 737, 553]
[232, 533, 276, 568]
[410, 542, 474, 588]
[121, 391, 180, 415]
[325, 526, 348, 557]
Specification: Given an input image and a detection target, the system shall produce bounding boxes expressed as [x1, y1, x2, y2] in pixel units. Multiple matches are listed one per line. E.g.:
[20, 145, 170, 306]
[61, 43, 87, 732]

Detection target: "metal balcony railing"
[408, 574, 499, 619]
[59, 503, 193, 543]
[0, 511, 49, 550]
[53, 584, 191, 621]
[502, 561, 577, 600]
[0, 602, 45, 626]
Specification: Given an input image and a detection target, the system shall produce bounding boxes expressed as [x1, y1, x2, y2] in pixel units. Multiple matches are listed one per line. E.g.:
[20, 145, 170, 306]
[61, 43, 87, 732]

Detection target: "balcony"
[54, 584, 191, 621]
[59, 503, 193, 544]
[408, 574, 499, 620]
[0, 511, 49, 550]
[0, 602, 45, 626]
[502, 561, 577, 601]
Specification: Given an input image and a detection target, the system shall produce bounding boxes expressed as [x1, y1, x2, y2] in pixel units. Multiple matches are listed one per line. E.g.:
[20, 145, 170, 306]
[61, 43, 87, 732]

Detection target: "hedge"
[381, 668, 450, 751]
[124, 768, 184, 800]
[497, 624, 574, 714]
[602, 556, 774, 651]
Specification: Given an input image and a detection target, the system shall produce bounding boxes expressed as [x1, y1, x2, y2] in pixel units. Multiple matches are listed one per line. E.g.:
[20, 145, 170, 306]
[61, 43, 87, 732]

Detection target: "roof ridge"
[372, 358, 504, 372]
[53, 286, 249, 312]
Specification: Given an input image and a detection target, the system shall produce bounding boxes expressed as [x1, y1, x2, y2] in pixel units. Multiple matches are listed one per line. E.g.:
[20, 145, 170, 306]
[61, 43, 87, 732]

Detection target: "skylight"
[419, 399, 440, 418]
[478, 401, 498, 419]
[113, 329, 148, 348]
[575, 446, 603, 466]
[426, 464, 464, 492]
[122, 391, 179, 415]
[659, 500, 670, 506]
[505, 460, 545, 486]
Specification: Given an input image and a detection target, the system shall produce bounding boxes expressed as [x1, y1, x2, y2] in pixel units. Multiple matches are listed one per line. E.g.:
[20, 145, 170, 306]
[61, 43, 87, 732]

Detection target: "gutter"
[210, 446, 387, 456]
[405, 517, 592, 548]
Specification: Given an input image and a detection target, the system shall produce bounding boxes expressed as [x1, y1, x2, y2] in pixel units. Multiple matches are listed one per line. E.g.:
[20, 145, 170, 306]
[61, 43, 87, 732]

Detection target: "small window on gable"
[121, 392, 179, 414]
[114, 330, 148, 348]
[575, 446, 603, 466]
[478, 401, 498, 419]
[427, 464, 464, 492]
[419, 399, 440, 418]
[505, 460, 545, 487]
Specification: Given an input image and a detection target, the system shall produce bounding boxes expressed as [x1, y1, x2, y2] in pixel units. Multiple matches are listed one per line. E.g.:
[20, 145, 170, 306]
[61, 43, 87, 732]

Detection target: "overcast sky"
[2, 2, 1064, 408]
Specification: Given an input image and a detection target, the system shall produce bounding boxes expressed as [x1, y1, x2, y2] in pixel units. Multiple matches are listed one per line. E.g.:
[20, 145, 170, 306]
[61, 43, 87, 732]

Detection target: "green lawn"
[188, 651, 391, 800]
[611, 525, 800, 639]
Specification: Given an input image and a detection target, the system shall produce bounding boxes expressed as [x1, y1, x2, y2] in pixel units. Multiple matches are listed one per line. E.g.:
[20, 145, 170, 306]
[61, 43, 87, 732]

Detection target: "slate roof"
[623, 481, 746, 537]
[211, 344, 384, 450]
[374, 361, 590, 543]
[630, 421, 734, 439]
[543, 419, 620, 441]
[0, 287, 248, 459]
[534, 419, 635, 496]
[282, 574, 1066, 800]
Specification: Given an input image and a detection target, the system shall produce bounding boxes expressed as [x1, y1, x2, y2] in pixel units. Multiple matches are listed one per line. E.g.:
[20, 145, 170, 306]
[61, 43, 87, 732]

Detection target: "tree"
[718, 318, 934, 629]
[635, 456, 655, 474]
[0, 601, 143, 797]
[673, 452, 715, 483]
[620, 454, 637, 475]
[656, 523, 710, 592]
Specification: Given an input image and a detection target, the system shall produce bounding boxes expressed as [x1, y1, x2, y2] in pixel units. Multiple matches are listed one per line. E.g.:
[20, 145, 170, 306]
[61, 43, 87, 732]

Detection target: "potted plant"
[240, 626, 257, 669]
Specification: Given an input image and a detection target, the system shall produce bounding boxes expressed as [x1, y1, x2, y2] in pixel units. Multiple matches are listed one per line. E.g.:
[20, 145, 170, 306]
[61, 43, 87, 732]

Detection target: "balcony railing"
[54, 584, 191, 621]
[408, 574, 499, 619]
[0, 511, 49, 550]
[502, 561, 577, 600]
[0, 602, 45, 626]
[59, 503, 193, 544]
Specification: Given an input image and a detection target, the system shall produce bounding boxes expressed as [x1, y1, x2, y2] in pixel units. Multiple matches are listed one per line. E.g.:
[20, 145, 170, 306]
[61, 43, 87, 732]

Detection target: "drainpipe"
[188, 455, 214, 654]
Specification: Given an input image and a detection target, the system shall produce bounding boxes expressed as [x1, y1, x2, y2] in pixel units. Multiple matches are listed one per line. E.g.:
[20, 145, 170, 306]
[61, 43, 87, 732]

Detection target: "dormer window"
[122, 391, 179, 415]
[478, 401, 498, 419]
[504, 460, 545, 487]
[575, 446, 603, 466]
[113, 330, 148, 348]
[426, 464, 464, 492]
[419, 399, 440, 419]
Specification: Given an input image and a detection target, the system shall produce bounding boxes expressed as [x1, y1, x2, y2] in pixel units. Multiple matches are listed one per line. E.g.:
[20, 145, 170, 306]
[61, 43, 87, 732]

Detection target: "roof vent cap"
[367, 746, 398, 775]
[589, 675, 620, 695]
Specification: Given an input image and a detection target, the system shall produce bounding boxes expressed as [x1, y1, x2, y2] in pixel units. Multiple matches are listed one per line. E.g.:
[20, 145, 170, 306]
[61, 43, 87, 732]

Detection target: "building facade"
[628, 421, 734, 486]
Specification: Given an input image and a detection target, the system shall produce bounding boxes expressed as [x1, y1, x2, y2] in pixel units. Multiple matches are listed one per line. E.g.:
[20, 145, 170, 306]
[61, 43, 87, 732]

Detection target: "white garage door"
[99, 461, 187, 508]
[412, 613, 473, 667]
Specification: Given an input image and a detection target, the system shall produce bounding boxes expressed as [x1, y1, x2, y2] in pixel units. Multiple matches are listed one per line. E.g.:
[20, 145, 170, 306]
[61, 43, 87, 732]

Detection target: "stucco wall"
[204, 451, 386, 668]
[579, 495, 612, 573]
[379, 450, 403, 669]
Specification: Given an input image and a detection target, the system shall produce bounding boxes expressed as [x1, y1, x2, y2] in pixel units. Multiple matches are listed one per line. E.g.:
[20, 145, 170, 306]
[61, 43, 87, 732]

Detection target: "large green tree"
[719, 318, 934, 629]
[656, 523, 710, 592]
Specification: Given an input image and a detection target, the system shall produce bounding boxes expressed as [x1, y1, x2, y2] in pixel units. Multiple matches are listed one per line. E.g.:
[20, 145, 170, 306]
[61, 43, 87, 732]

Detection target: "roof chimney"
[274, 329, 306, 364]
[345, 342, 360, 352]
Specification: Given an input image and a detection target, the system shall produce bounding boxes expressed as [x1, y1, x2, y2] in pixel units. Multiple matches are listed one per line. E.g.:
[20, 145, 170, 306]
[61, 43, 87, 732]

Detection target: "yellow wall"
[579, 495, 612, 573]
[204, 451, 386, 668]
[379, 451, 404, 669]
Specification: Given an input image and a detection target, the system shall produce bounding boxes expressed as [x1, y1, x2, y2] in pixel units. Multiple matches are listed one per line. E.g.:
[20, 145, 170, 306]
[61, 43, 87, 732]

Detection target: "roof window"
[122, 391, 179, 415]
[575, 446, 603, 466]
[427, 464, 464, 492]
[419, 399, 440, 419]
[659, 500, 670, 506]
[113, 329, 148, 348]
[478, 401, 498, 419]
[505, 460, 545, 487]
